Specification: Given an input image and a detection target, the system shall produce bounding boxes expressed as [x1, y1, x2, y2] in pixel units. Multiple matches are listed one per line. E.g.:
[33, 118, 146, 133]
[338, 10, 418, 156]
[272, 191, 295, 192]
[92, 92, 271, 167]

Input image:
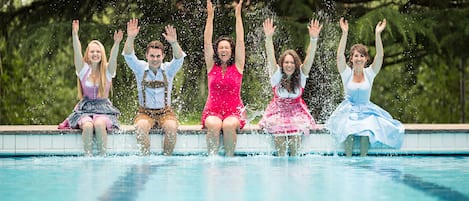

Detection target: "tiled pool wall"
[0, 124, 468, 156]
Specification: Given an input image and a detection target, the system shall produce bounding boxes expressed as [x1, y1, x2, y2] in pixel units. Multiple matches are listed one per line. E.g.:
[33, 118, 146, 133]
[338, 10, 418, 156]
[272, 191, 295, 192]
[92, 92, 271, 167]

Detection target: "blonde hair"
[77, 40, 110, 99]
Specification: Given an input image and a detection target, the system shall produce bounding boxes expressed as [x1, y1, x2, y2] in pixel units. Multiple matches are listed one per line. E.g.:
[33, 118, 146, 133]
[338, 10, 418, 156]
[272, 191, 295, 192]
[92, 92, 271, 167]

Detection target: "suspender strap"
[141, 69, 169, 108]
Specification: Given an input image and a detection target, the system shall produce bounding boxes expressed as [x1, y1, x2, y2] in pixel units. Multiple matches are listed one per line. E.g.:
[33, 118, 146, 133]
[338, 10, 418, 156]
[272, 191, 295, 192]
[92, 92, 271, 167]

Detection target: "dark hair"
[278, 50, 302, 93]
[348, 44, 370, 67]
[213, 36, 235, 66]
[146, 40, 165, 55]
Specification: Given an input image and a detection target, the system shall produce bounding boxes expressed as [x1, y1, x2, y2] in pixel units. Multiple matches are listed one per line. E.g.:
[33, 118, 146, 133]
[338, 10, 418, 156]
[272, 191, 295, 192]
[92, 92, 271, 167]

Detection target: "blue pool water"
[1, 156, 469, 201]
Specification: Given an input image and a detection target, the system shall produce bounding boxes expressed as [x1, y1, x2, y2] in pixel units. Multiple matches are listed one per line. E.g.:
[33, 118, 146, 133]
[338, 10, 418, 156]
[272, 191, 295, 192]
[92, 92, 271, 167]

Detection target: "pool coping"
[0, 124, 468, 134]
[1, 124, 469, 156]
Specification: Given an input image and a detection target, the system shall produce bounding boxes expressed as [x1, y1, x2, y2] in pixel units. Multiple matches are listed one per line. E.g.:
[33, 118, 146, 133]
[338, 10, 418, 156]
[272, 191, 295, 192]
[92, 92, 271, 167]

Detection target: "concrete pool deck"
[0, 124, 468, 156]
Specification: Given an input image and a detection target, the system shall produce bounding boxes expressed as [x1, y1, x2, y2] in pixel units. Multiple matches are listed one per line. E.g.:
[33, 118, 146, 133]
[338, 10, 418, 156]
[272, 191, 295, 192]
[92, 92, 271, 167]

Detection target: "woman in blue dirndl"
[325, 18, 404, 156]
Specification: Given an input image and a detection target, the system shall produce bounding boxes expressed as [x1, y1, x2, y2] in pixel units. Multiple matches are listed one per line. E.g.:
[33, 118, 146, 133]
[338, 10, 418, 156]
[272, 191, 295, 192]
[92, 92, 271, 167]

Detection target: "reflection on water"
[99, 163, 166, 201]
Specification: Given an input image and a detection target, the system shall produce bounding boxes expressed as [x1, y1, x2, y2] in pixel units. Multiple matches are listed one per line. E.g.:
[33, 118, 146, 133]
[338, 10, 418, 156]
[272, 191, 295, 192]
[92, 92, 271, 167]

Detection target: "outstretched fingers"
[162, 25, 177, 43]
[263, 18, 276, 37]
[127, 18, 140, 38]
[308, 19, 323, 38]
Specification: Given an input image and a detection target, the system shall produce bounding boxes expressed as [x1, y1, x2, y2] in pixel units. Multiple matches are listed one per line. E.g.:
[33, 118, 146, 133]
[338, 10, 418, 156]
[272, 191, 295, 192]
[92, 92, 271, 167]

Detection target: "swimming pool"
[1, 156, 468, 201]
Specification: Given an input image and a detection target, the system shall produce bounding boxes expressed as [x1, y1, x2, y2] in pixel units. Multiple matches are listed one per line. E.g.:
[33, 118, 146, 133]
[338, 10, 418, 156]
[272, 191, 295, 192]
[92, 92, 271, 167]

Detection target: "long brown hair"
[278, 50, 302, 93]
[77, 40, 110, 99]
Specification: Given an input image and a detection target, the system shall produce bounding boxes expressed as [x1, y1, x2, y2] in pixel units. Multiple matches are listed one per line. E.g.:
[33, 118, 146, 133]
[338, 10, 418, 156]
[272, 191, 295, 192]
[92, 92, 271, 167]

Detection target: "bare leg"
[222, 117, 240, 157]
[162, 119, 178, 156]
[344, 135, 354, 157]
[94, 117, 108, 156]
[81, 122, 94, 157]
[135, 119, 151, 156]
[205, 116, 222, 156]
[274, 136, 287, 157]
[360, 136, 369, 157]
[288, 135, 302, 157]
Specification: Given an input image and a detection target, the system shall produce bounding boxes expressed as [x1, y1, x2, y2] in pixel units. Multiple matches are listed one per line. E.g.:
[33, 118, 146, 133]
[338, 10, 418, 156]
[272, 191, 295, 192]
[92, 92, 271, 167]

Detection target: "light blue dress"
[325, 66, 404, 148]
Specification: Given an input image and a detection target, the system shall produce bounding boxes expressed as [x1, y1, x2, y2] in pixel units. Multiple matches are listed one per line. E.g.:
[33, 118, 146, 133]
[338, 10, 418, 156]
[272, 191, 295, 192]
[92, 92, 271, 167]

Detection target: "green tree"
[1, 0, 468, 125]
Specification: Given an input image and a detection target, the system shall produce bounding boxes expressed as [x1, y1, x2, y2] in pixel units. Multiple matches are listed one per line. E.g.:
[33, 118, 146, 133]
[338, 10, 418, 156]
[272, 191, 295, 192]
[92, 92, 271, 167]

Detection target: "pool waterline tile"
[0, 124, 469, 156]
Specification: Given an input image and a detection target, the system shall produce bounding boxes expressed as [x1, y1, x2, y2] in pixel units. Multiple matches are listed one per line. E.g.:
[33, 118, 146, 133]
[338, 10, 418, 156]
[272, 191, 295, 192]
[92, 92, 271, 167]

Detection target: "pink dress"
[201, 64, 246, 129]
[259, 70, 316, 135]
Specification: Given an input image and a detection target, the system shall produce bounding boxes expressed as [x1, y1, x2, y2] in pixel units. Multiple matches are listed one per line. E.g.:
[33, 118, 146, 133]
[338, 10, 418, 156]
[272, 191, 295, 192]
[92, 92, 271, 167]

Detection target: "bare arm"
[337, 17, 348, 74]
[301, 18, 322, 75]
[72, 20, 83, 74]
[162, 25, 183, 59]
[371, 19, 386, 74]
[107, 30, 123, 76]
[234, 0, 245, 73]
[204, 0, 215, 73]
[263, 18, 277, 76]
[123, 18, 140, 55]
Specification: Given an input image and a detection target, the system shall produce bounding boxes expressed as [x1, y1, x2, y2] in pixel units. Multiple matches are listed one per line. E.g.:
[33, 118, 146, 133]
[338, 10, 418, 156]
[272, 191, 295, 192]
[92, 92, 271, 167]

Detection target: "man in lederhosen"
[123, 19, 186, 155]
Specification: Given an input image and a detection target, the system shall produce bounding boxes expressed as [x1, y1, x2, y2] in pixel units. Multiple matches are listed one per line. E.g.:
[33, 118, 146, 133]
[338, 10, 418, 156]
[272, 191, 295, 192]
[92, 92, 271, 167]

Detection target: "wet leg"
[345, 135, 354, 157]
[205, 116, 222, 156]
[135, 119, 151, 156]
[288, 135, 302, 157]
[360, 136, 369, 157]
[94, 117, 108, 156]
[81, 121, 94, 157]
[274, 136, 287, 157]
[162, 119, 178, 156]
[222, 117, 239, 157]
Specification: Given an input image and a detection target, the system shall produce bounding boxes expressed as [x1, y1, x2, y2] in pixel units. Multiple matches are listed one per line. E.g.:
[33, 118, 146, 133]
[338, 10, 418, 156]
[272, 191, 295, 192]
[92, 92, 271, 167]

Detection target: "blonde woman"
[59, 20, 123, 157]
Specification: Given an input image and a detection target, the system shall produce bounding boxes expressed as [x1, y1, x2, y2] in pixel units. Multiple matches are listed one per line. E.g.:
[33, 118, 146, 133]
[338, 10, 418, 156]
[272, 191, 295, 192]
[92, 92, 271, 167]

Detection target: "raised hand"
[207, 0, 214, 17]
[162, 25, 178, 44]
[114, 30, 123, 43]
[72, 20, 79, 35]
[127, 18, 140, 38]
[263, 18, 276, 38]
[339, 17, 348, 33]
[235, 0, 243, 17]
[375, 19, 387, 34]
[308, 19, 322, 38]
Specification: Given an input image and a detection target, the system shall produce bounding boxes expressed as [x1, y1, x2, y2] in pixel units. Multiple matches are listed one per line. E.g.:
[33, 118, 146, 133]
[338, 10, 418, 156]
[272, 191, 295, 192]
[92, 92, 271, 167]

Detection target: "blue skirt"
[325, 100, 404, 148]
[65, 97, 120, 129]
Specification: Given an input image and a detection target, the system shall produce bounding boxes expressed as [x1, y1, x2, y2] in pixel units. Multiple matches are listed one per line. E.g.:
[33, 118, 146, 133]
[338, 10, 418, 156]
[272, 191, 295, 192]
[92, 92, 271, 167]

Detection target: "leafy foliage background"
[0, 0, 468, 125]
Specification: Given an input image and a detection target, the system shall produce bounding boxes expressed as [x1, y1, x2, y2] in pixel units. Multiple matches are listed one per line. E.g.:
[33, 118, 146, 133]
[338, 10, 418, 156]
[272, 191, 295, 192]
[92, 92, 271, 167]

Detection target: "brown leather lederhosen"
[136, 69, 176, 127]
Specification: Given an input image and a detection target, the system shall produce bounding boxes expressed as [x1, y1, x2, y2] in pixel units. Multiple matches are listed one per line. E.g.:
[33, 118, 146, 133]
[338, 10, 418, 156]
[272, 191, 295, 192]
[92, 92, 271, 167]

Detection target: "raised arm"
[301, 18, 322, 75]
[107, 30, 123, 76]
[263, 18, 277, 76]
[162, 25, 183, 59]
[371, 19, 386, 74]
[337, 17, 348, 74]
[234, 0, 245, 72]
[204, 0, 215, 73]
[72, 20, 84, 73]
[123, 18, 140, 55]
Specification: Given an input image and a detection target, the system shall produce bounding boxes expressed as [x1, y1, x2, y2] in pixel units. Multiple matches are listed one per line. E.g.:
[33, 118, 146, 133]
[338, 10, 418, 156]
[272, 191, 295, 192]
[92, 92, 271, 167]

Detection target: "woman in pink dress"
[259, 18, 322, 156]
[201, 0, 246, 156]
